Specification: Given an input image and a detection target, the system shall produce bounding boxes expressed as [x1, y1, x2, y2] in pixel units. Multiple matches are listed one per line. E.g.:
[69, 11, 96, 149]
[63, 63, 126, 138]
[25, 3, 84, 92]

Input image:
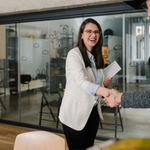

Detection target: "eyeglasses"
[84, 30, 101, 36]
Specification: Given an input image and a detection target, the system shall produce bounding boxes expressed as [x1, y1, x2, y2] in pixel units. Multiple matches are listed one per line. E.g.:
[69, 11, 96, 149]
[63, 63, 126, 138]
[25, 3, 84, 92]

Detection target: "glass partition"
[124, 13, 150, 138]
[1, 24, 20, 122]
[18, 21, 49, 124]
[0, 12, 150, 139]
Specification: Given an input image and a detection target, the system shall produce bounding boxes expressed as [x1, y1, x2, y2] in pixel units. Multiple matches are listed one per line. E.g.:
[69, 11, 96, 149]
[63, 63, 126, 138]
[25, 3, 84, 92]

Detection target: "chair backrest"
[13, 131, 65, 150]
[20, 74, 31, 84]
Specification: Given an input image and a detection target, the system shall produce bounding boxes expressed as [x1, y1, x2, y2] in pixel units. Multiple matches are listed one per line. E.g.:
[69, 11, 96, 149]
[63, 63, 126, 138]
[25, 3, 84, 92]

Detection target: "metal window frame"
[0, 2, 145, 24]
[0, 1, 146, 141]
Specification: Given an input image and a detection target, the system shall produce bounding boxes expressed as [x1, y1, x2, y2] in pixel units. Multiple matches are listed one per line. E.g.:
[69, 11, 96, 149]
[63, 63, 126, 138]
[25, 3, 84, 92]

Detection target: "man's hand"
[104, 89, 123, 107]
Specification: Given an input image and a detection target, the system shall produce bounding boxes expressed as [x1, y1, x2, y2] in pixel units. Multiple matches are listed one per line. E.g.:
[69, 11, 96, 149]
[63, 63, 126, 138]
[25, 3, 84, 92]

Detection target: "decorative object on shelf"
[21, 56, 27, 61]
[36, 68, 46, 80]
[33, 42, 40, 48]
[50, 31, 57, 58]
[42, 49, 48, 55]
[102, 45, 109, 65]
[104, 29, 113, 38]
[29, 34, 35, 39]
[7, 29, 16, 37]
[57, 24, 74, 57]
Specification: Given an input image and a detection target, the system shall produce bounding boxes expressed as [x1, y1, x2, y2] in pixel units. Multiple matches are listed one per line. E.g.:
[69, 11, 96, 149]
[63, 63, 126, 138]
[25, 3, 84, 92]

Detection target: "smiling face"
[81, 23, 100, 52]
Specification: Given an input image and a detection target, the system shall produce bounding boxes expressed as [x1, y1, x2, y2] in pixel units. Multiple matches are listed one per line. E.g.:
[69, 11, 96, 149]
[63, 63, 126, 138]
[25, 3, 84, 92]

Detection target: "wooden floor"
[0, 123, 34, 150]
[0, 123, 100, 150]
[0, 123, 70, 150]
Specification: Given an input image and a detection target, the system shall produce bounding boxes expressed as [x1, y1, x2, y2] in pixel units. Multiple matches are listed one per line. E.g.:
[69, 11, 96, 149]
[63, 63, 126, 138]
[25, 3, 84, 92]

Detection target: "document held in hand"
[103, 61, 121, 78]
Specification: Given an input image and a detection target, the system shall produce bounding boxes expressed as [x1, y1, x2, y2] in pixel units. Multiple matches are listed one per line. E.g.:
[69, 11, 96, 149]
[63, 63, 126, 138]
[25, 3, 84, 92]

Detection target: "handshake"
[96, 87, 123, 108]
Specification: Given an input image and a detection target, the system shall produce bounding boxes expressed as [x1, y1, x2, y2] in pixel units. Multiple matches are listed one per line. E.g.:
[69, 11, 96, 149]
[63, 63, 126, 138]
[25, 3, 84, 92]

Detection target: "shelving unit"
[0, 59, 7, 110]
[57, 30, 74, 57]
[8, 60, 18, 94]
[0, 59, 7, 95]
[6, 25, 18, 95]
[49, 25, 74, 93]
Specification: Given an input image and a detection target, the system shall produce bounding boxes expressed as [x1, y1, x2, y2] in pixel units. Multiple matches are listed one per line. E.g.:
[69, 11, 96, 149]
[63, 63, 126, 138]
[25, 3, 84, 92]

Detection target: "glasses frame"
[84, 29, 102, 36]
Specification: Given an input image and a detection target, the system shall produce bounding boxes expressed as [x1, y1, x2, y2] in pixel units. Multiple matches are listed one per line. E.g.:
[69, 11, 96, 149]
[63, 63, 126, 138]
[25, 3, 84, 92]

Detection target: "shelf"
[9, 78, 16, 82]
[0, 59, 7, 96]
[0, 92, 5, 95]
[6, 26, 18, 95]
[7, 46, 16, 48]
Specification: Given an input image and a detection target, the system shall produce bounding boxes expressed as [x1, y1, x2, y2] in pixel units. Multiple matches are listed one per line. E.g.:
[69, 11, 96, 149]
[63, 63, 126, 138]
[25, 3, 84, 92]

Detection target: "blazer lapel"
[86, 67, 95, 82]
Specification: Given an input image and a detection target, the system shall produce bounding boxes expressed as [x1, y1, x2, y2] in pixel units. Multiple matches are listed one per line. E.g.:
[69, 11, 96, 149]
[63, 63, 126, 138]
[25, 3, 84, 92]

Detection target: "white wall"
[20, 37, 49, 78]
[0, 0, 122, 15]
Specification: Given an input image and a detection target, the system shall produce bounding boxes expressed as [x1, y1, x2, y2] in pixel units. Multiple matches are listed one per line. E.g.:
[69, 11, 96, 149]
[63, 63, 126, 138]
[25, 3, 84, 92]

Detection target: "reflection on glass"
[125, 14, 150, 138]
[6, 24, 18, 95]
[91, 16, 123, 91]
[2, 13, 150, 139]
[0, 16, 124, 139]
[50, 25, 73, 92]
[49, 18, 82, 93]
[126, 16, 148, 85]
[135, 25, 145, 61]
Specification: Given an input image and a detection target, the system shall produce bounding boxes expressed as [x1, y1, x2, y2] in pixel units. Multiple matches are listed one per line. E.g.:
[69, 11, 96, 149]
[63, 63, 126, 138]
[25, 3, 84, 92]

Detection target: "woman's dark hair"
[76, 18, 104, 69]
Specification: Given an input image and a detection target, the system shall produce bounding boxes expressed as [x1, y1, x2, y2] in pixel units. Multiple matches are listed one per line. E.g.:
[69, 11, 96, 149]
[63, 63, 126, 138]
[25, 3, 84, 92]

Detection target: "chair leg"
[56, 92, 62, 128]
[56, 106, 60, 128]
[39, 96, 44, 126]
[43, 94, 56, 121]
[118, 108, 124, 131]
[0, 98, 6, 110]
[114, 107, 118, 139]
[99, 118, 103, 128]
[47, 102, 56, 121]
[39, 89, 63, 127]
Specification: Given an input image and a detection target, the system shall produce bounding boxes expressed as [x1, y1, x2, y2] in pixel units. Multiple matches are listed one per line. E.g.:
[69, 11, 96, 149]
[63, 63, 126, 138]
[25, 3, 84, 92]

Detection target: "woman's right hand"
[96, 86, 111, 98]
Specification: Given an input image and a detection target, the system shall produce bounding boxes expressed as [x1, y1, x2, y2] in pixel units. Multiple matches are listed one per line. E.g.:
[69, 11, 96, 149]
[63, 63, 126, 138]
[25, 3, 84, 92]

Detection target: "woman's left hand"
[103, 77, 114, 87]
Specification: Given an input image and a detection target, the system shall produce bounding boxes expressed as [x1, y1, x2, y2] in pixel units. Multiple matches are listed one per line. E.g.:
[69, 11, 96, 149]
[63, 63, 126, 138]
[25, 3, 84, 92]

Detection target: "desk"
[21, 79, 46, 91]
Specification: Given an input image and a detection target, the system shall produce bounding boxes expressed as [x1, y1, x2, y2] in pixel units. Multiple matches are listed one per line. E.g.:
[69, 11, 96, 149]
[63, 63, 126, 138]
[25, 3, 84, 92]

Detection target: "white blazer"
[59, 47, 104, 131]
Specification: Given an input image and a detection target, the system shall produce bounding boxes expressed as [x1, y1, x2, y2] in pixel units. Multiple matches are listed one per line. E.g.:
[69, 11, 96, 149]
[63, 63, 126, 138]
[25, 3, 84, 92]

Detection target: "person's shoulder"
[68, 47, 81, 56]
[69, 47, 80, 53]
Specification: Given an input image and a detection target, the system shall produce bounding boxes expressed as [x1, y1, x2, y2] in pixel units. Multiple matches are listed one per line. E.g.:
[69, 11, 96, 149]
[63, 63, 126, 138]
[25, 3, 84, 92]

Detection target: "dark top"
[121, 90, 150, 108]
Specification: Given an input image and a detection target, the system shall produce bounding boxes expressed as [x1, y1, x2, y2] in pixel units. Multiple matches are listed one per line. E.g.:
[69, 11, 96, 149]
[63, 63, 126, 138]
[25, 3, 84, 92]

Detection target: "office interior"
[0, 4, 150, 141]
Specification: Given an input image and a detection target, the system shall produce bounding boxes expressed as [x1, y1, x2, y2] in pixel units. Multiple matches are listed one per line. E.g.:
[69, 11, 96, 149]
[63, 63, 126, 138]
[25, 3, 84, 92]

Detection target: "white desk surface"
[21, 79, 46, 91]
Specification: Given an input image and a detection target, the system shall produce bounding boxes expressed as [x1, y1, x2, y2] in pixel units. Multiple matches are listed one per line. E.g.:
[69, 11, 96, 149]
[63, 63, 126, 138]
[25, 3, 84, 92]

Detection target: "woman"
[59, 18, 113, 150]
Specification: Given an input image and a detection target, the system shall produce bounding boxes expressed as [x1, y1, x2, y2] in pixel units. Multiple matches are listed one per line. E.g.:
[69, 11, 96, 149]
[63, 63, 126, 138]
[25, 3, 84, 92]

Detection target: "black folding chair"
[99, 104, 124, 139]
[39, 86, 62, 128]
[0, 93, 6, 110]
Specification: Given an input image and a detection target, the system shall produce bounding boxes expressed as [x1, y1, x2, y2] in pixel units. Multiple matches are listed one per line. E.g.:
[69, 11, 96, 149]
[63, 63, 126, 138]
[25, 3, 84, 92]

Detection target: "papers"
[103, 61, 121, 78]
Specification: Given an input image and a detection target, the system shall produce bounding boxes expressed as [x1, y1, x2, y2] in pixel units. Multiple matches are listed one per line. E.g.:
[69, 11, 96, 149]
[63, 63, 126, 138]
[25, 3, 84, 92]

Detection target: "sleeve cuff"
[86, 83, 99, 100]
